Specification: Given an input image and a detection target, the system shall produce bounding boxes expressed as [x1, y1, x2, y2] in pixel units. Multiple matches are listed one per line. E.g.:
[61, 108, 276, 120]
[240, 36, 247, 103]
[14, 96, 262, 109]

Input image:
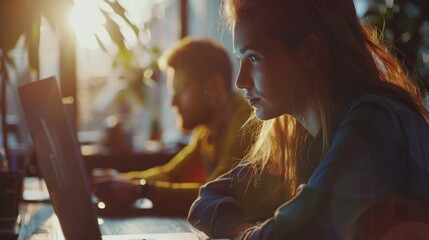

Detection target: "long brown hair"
[223, 0, 429, 195]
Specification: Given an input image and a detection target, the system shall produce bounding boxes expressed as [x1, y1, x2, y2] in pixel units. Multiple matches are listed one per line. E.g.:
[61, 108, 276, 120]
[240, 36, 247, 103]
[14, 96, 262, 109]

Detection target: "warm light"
[105, 115, 119, 127]
[97, 201, 106, 209]
[81, 145, 95, 155]
[69, 0, 109, 49]
[401, 32, 412, 42]
[423, 53, 429, 63]
[139, 179, 147, 186]
[69, 0, 140, 49]
[97, 218, 105, 224]
[143, 69, 154, 79]
[62, 96, 75, 104]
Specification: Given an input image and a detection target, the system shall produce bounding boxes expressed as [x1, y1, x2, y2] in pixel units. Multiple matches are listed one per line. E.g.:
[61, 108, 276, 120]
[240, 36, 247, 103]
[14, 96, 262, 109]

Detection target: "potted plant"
[361, 0, 429, 91]
[0, 0, 138, 164]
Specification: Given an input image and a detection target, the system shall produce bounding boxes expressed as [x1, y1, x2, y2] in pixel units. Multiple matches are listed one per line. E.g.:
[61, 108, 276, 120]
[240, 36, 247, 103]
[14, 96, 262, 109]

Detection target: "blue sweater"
[188, 95, 429, 240]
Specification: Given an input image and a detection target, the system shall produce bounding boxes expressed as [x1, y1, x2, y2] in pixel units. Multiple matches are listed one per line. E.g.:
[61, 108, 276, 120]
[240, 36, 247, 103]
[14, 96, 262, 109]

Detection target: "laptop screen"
[19, 77, 103, 240]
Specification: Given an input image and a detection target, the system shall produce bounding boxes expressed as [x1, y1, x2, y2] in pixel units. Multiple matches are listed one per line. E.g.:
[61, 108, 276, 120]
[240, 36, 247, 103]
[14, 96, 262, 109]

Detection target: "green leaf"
[95, 34, 108, 52]
[103, 0, 139, 35]
[100, 9, 127, 50]
[28, 18, 41, 73]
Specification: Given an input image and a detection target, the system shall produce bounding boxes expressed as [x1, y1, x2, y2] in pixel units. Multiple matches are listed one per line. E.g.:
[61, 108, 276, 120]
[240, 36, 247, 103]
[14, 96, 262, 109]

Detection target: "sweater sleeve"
[122, 127, 208, 182]
[188, 162, 291, 239]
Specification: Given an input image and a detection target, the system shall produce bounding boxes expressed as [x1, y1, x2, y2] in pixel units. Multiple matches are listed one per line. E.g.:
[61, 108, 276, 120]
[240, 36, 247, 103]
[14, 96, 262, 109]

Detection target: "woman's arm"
[188, 163, 252, 238]
[188, 162, 291, 239]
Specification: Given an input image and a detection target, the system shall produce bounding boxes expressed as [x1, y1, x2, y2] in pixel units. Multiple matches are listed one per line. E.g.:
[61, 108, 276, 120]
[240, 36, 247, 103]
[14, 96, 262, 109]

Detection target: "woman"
[188, 0, 429, 239]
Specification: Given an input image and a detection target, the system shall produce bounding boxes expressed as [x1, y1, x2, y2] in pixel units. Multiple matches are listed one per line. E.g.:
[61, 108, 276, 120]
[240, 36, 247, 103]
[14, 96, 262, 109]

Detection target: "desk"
[17, 202, 208, 240]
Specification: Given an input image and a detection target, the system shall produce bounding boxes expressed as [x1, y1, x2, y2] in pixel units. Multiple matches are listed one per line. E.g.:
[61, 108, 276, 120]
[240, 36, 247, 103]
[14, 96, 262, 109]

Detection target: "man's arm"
[122, 127, 207, 182]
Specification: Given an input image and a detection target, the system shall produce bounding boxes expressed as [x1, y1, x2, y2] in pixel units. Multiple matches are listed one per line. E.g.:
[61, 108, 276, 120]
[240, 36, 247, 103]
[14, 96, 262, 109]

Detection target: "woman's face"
[233, 20, 311, 120]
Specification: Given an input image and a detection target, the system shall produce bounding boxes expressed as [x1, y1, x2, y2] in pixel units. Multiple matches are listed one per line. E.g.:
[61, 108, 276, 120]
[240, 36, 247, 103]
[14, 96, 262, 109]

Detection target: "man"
[93, 37, 251, 214]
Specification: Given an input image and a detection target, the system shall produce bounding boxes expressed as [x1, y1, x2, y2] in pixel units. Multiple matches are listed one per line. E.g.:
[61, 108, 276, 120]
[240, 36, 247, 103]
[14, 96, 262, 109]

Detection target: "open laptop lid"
[18, 77, 102, 240]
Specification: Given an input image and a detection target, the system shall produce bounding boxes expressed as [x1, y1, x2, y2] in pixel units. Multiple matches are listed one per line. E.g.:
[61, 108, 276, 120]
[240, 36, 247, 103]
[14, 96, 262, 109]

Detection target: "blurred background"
[0, 0, 428, 173]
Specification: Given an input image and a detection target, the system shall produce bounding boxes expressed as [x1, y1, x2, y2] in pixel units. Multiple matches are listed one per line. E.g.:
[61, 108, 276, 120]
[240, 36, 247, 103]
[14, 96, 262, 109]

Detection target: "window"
[72, 0, 183, 154]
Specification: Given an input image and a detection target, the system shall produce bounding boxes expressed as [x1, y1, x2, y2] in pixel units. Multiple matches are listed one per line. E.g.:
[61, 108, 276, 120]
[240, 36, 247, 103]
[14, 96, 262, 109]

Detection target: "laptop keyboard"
[99, 216, 193, 235]
[19, 203, 207, 239]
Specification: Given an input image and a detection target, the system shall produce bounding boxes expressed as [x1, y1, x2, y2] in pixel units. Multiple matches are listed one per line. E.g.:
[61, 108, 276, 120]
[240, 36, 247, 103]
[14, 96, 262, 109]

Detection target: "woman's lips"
[246, 97, 260, 107]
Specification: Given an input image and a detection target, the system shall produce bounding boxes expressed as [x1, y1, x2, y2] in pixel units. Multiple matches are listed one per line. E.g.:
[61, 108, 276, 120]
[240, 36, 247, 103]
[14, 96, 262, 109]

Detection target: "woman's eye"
[248, 54, 262, 63]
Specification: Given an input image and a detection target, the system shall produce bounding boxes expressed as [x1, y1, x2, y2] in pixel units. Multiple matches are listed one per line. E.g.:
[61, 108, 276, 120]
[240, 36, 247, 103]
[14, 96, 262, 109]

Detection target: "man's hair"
[159, 37, 233, 91]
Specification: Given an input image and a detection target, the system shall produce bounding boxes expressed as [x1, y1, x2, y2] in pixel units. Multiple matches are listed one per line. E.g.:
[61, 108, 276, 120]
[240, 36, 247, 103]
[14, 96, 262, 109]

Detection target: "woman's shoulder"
[344, 94, 422, 119]
[337, 94, 429, 136]
[348, 94, 411, 110]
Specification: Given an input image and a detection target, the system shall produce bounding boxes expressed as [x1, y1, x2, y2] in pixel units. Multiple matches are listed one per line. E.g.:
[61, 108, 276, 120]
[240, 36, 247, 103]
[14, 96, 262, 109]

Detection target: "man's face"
[167, 67, 213, 131]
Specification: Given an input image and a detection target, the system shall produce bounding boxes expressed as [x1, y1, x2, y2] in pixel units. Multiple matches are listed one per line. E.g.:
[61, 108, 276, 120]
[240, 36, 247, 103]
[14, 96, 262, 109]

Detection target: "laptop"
[18, 77, 205, 240]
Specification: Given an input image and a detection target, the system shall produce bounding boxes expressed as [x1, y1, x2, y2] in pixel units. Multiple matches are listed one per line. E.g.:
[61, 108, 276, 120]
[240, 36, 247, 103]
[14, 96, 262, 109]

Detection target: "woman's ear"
[301, 35, 322, 71]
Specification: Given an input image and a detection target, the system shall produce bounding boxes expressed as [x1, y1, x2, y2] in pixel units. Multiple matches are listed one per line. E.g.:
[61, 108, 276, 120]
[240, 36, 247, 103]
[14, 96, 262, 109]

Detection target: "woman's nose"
[235, 63, 252, 90]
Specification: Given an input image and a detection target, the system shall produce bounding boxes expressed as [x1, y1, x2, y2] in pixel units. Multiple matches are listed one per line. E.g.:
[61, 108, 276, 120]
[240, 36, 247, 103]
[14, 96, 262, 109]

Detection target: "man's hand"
[91, 168, 119, 184]
[92, 178, 141, 206]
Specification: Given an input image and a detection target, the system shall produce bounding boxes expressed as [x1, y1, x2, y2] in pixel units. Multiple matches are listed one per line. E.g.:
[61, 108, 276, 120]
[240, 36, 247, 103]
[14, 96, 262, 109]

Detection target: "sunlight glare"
[69, 0, 109, 49]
